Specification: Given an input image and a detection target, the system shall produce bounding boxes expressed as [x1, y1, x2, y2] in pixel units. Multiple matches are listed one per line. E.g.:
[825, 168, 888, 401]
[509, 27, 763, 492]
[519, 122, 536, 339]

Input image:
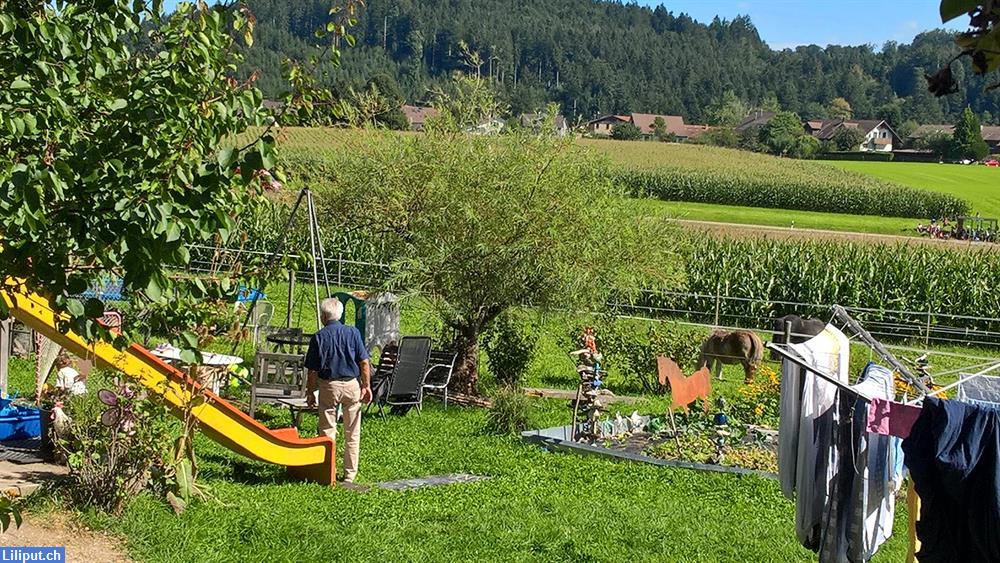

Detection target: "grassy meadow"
[629, 199, 917, 235]
[832, 160, 1000, 218]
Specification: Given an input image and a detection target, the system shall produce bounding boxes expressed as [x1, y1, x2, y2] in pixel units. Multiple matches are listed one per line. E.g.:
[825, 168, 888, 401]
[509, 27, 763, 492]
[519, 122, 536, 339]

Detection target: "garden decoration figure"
[711, 396, 731, 466]
[569, 329, 607, 442]
[305, 298, 372, 483]
[657, 356, 713, 453]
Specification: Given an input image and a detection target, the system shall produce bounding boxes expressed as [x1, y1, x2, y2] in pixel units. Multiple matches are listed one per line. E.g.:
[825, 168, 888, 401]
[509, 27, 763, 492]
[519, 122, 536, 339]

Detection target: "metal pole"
[713, 284, 721, 327]
[337, 253, 343, 288]
[230, 188, 307, 355]
[306, 191, 322, 330]
[286, 268, 295, 328]
[924, 305, 932, 348]
[0, 319, 10, 397]
[831, 305, 929, 394]
[306, 190, 332, 298]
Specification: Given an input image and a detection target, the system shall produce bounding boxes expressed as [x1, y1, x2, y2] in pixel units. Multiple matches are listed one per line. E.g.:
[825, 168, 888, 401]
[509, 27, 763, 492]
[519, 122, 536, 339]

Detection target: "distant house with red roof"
[586, 112, 710, 141]
[809, 118, 900, 151]
[585, 115, 631, 136]
[402, 105, 440, 131]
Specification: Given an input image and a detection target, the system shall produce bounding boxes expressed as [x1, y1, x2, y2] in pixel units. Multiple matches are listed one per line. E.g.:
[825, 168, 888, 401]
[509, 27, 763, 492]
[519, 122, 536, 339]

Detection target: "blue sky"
[638, 0, 967, 49]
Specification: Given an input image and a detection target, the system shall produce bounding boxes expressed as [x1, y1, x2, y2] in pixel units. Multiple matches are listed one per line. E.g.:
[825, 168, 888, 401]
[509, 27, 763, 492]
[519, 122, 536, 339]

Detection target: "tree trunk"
[450, 325, 480, 396]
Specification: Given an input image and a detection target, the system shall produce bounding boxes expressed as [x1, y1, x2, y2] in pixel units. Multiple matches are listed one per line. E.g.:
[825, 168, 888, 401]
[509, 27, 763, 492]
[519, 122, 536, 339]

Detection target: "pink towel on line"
[867, 397, 922, 439]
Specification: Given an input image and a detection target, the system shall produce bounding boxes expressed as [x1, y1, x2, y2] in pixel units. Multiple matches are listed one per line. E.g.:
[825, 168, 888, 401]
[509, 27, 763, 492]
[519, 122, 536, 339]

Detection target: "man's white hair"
[320, 297, 344, 324]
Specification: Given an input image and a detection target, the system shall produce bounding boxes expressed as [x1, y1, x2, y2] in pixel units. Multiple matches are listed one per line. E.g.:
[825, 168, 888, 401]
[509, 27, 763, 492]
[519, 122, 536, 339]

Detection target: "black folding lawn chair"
[370, 336, 431, 416]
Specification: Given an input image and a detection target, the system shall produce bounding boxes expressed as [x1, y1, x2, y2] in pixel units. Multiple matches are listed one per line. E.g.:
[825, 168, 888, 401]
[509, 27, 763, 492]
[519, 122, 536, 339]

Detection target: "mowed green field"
[832, 160, 1000, 218]
[629, 199, 917, 235]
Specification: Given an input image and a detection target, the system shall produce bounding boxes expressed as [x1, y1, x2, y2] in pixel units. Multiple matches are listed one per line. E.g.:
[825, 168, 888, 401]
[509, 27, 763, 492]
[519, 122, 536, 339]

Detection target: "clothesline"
[904, 361, 1000, 406]
[766, 342, 876, 402]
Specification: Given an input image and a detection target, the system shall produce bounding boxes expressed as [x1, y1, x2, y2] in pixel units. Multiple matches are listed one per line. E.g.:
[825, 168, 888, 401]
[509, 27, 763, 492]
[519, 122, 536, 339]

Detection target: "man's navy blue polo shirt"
[304, 321, 370, 380]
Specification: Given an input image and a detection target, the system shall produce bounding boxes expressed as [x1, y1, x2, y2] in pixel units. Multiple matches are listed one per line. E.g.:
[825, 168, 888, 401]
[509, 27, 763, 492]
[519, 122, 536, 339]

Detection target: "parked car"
[984, 159, 999, 167]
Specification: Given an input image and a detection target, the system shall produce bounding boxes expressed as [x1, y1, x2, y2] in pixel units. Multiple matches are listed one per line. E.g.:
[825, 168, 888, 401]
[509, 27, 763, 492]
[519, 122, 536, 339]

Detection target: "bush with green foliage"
[571, 316, 703, 394]
[483, 312, 537, 389]
[761, 111, 806, 156]
[312, 130, 680, 393]
[56, 381, 176, 515]
[831, 126, 867, 151]
[951, 106, 989, 161]
[484, 387, 534, 435]
[611, 122, 643, 141]
[696, 127, 739, 148]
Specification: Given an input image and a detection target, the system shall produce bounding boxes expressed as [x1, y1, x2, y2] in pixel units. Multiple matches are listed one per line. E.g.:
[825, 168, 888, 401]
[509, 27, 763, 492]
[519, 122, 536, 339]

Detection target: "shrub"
[816, 151, 895, 162]
[56, 380, 175, 515]
[611, 122, 643, 141]
[484, 387, 533, 435]
[577, 316, 703, 394]
[483, 312, 537, 389]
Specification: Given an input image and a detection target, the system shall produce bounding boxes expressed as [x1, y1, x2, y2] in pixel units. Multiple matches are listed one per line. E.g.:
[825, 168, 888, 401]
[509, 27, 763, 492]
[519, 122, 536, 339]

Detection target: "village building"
[734, 111, 776, 133]
[401, 104, 440, 132]
[519, 113, 570, 136]
[809, 118, 900, 152]
[586, 112, 711, 141]
[908, 123, 1000, 153]
[585, 114, 631, 136]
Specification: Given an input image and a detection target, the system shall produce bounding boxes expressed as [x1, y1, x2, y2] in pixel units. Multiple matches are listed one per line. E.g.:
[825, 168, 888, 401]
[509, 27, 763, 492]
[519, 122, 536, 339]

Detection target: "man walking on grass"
[305, 298, 372, 483]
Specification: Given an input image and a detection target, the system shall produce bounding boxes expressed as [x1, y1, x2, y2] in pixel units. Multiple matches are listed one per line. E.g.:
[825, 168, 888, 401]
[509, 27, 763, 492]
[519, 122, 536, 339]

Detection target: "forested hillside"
[239, 0, 998, 125]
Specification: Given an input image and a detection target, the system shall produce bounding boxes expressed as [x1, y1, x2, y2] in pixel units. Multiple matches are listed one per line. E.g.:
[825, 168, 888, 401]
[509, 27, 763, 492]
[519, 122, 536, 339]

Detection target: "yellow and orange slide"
[1, 283, 336, 485]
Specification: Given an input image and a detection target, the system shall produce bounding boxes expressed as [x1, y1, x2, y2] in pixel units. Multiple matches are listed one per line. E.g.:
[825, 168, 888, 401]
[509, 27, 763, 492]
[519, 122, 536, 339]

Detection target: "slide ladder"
[1, 282, 335, 485]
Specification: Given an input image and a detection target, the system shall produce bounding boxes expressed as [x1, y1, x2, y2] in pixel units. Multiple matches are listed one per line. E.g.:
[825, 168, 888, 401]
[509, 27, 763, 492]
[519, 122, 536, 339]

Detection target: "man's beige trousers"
[317, 378, 362, 482]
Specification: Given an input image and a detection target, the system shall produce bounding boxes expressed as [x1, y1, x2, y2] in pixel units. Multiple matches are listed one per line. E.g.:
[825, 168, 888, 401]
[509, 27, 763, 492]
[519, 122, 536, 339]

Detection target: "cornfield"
[626, 236, 1000, 342]
[613, 166, 969, 219]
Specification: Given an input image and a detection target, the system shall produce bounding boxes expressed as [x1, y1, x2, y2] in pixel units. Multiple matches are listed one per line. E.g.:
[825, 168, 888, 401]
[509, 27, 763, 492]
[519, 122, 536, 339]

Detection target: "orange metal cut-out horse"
[657, 356, 712, 413]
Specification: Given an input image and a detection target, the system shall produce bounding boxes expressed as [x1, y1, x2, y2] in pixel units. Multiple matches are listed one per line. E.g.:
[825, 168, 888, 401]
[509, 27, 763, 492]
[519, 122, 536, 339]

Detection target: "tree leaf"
[10, 79, 29, 90]
[145, 276, 163, 302]
[165, 221, 181, 242]
[179, 348, 199, 364]
[940, 0, 978, 22]
[216, 147, 234, 169]
[66, 298, 85, 317]
[84, 297, 104, 318]
[180, 331, 199, 349]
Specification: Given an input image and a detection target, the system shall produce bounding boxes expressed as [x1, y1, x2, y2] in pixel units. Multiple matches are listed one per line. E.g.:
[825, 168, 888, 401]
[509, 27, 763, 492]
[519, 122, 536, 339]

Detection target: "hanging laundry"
[958, 372, 1000, 407]
[776, 324, 851, 551]
[902, 397, 1000, 563]
[817, 363, 897, 562]
[867, 397, 923, 439]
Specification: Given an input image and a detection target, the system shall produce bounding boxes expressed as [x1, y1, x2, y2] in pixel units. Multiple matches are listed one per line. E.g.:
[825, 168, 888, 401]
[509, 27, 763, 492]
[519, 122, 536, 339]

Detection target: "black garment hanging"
[902, 397, 1000, 563]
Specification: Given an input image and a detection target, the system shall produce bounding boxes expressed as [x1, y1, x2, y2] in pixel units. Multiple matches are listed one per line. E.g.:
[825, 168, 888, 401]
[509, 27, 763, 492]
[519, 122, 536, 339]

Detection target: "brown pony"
[697, 330, 764, 384]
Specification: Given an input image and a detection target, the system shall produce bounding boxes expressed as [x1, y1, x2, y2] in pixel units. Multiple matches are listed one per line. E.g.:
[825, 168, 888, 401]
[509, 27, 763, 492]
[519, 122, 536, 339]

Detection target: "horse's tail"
[748, 332, 764, 368]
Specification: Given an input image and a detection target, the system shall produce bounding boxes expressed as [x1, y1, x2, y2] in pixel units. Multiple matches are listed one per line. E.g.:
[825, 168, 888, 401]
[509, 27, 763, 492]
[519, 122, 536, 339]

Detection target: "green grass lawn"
[628, 199, 917, 236]
[16, 283, 995, 562]
[66, 402, 909, 563]
[833, 160, 1000, 218]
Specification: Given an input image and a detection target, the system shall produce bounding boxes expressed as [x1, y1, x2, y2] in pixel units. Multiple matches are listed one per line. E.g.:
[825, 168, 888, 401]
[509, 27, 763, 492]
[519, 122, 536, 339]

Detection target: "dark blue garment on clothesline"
[902, 397, 1000, 563]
